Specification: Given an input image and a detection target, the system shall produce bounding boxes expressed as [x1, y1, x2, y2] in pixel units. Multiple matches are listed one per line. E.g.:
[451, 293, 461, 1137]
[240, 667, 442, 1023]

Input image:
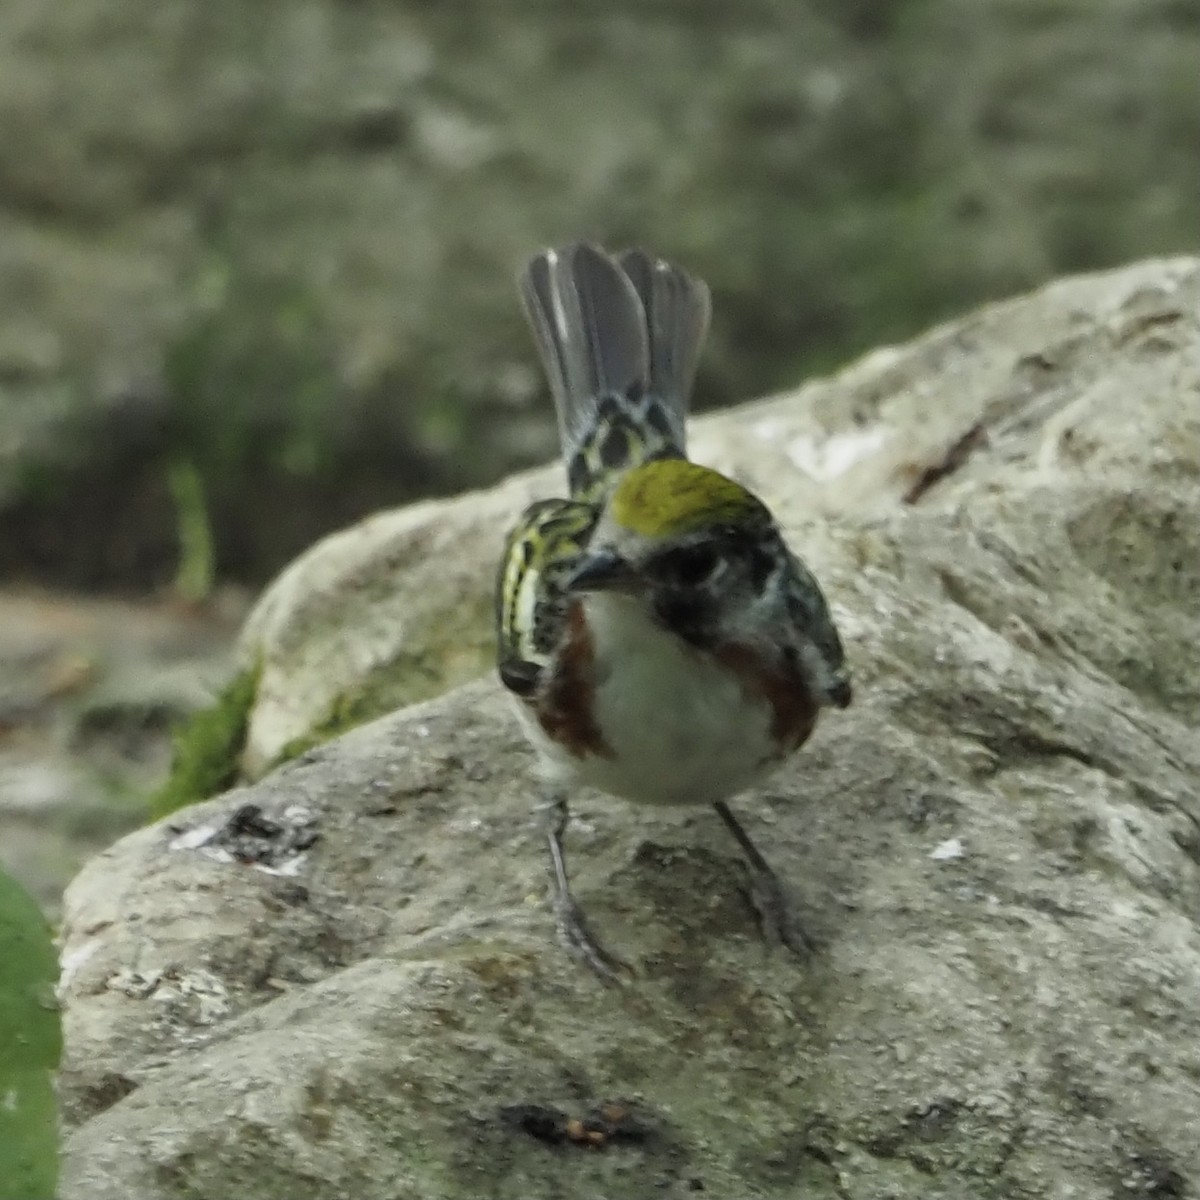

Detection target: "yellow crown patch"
[608, 459, 768, 537]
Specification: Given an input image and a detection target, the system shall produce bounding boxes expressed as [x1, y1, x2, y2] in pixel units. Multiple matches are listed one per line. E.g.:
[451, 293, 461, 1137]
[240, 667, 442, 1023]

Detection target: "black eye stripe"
[645, 527, 779, 596]
[747, 544, 775, 593]
[653, 592, 713, 647]
[717, 526, 778, 593]
[653, 544, 720, 586]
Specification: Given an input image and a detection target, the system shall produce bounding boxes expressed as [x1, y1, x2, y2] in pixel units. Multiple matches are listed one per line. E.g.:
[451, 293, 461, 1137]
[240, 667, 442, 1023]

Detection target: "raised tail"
[518, 242, 711, 502]
[617, 248, 711, 421]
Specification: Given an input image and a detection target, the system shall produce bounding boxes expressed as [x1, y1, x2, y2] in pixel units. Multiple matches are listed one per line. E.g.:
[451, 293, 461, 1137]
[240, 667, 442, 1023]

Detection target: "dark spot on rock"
[499, 1101, 653, 1149]
[81, 1072, 138, 1118]
[201, 802, 320, 866]
[904, 1098, 962, 1142]
[227, 804, 280, 840]
[1115, 1148, 1186, 1199]
[500, 1103, 568, 1146]
[275, 882, 310, 907]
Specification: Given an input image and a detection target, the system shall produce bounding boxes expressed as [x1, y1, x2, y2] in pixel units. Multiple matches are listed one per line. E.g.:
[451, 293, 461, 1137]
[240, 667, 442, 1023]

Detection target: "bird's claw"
[747, 869, 817, 957]
[554, 893, 632, 984]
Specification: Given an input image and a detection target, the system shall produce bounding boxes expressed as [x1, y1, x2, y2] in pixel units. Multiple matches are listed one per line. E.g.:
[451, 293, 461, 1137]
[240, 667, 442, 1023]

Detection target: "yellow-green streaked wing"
[495, 498, 596, 687]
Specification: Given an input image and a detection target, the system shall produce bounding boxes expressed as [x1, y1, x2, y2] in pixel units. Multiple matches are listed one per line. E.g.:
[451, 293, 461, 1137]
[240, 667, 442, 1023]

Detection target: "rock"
[236, 481, 538, 776]
[58, 259, 1200, 1198]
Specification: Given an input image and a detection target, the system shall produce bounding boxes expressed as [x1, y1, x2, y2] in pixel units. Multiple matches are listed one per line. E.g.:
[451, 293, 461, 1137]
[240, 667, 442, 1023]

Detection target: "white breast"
[526, 593, 779, 807]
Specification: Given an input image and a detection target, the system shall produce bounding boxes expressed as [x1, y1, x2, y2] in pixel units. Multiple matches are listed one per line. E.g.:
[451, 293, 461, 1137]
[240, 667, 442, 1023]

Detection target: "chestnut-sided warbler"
[496, 243, 851, 977]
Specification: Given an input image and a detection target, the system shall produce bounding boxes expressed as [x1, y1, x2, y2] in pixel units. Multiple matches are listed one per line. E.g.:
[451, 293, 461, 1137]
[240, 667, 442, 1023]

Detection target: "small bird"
[496, 242, 851, 978]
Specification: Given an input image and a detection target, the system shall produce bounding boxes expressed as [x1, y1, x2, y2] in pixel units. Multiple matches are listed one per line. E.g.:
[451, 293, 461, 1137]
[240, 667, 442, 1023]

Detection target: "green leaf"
[0, 870, 61, 1200]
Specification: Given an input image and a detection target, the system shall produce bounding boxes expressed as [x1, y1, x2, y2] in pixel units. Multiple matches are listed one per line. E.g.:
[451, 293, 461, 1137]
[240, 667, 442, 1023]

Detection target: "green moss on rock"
[150, 664, 261, 820]
[273, 691, 376, 768]
[271, 631, 496, 769]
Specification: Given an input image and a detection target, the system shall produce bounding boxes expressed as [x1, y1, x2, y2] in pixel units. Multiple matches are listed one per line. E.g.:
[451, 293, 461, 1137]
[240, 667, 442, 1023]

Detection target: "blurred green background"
[4, 0, 1199, 590]
[2, 0, 1200, 911]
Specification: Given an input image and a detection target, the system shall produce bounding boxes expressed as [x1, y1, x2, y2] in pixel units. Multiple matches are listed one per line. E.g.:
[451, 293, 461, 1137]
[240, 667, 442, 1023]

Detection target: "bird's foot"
[745, 867, 817, 956]
[553, 892, 632, 983]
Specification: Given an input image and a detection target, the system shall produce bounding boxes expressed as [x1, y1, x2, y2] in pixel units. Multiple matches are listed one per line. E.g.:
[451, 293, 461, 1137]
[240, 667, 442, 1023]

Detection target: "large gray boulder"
[58, 259, 1200, 1199]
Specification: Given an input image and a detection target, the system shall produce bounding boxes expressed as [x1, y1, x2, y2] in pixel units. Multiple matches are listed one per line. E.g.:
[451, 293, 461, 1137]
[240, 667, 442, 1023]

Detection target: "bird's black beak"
[566, 549, 641, 594]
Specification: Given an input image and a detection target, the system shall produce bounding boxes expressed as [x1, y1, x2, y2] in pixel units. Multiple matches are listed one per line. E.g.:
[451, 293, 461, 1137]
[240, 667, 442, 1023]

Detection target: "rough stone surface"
[59, 259, 1200, 1199]
[237, 483, 535, 775]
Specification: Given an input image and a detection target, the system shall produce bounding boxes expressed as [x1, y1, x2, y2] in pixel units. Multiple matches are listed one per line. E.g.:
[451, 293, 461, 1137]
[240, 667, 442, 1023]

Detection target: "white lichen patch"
[784, 426, 889, 481]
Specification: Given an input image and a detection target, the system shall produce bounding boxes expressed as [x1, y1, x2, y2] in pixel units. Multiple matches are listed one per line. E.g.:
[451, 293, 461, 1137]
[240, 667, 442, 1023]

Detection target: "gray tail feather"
[518, 243, 711, 499]
[518, 243, 649, 467]
[617, 247, 711, 439]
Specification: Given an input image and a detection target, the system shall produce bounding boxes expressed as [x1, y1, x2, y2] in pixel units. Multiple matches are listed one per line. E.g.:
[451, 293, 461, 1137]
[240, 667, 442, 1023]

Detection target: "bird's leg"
[713, 799, 815, 955]
[541, 790, 629, 981]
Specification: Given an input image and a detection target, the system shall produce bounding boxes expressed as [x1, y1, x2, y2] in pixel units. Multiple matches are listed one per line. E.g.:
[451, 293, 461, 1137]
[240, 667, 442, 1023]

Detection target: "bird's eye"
[655, 544, 720, 587]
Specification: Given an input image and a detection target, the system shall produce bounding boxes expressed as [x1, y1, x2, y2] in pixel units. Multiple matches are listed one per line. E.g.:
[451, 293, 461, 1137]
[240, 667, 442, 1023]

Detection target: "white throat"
[547, 592, 779, 806]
